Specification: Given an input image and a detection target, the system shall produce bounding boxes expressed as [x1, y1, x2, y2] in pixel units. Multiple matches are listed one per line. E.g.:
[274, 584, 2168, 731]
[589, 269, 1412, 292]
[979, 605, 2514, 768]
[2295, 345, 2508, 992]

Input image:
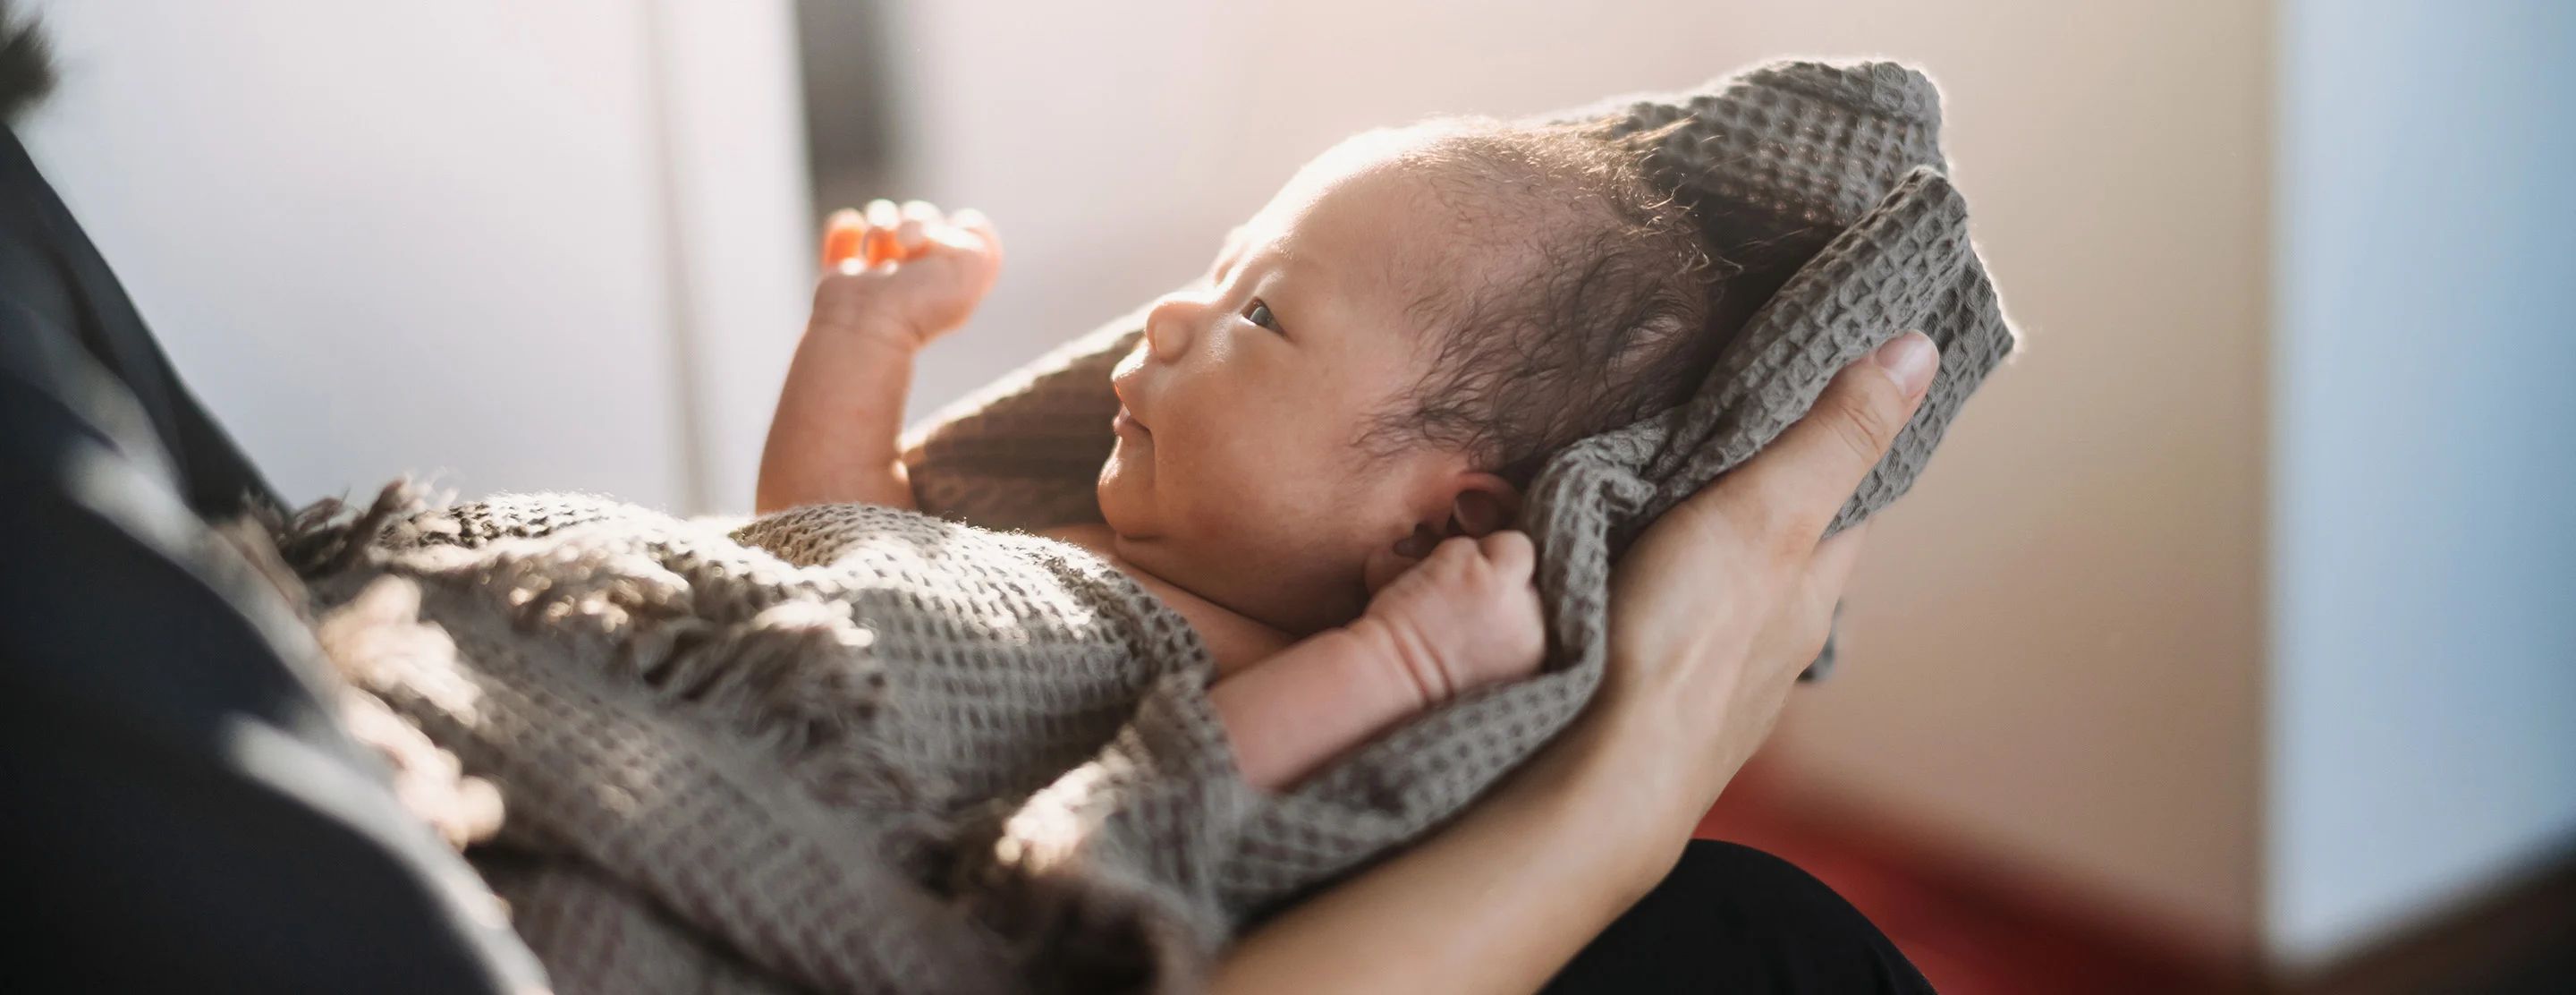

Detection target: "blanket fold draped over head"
[292, 59, 2014, 994]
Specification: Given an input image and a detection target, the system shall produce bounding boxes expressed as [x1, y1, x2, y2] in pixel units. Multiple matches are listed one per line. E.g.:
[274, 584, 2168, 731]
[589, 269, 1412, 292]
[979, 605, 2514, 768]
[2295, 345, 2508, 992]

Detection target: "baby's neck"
[1040, 523, 1294, 675]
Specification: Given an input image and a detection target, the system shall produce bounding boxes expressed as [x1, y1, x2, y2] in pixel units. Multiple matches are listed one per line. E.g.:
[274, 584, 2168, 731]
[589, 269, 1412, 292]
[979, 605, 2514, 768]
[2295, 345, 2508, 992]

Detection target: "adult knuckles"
[1687, 483, 1809, 573]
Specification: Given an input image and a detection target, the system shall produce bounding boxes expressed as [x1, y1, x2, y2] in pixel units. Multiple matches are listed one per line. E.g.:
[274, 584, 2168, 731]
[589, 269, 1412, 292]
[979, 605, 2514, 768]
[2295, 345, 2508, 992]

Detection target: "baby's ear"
[1363, 472, 1521, 595]
[1446, 472, 1521, 538]
[1364, 523, 1443, 595]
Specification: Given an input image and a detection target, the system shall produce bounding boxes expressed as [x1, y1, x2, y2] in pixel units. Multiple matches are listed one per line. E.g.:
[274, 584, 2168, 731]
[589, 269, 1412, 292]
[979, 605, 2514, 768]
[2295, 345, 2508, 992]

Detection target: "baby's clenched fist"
[1352, 532, 1547, 709]
[811, 199, 1003, 349]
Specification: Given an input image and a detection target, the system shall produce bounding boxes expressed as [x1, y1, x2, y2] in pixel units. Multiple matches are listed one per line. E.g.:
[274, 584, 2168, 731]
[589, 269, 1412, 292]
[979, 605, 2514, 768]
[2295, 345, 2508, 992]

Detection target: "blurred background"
[16, 0, 2572, 990]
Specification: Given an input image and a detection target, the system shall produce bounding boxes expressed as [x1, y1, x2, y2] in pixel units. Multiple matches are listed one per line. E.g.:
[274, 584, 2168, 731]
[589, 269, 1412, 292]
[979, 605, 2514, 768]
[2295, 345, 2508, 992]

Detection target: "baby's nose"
[1143, 293, 1200, 362]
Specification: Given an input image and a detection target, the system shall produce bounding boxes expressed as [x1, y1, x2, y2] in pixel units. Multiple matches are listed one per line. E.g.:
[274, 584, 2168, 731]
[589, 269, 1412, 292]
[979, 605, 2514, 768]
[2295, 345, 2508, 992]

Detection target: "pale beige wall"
[860, 0, 2273, 955]
[1752, 3, 2274, 957]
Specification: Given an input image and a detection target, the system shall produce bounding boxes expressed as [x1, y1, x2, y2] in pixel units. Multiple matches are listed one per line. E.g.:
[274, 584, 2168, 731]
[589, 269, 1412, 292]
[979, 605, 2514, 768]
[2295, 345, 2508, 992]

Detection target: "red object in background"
[1698, 761, 2240, 995]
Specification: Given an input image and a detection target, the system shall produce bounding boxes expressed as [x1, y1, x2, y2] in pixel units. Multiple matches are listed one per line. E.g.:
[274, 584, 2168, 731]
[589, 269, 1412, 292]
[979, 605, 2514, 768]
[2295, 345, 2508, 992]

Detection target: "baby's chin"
[1092, 460, 1152, 544]
[1091, 464, 1202, 585]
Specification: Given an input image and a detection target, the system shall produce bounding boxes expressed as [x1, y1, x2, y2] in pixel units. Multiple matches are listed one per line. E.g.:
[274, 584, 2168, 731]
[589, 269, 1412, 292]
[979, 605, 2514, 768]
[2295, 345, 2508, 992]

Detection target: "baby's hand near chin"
[812, 199, 1003, 349]
[1356, 532, 1547, 707]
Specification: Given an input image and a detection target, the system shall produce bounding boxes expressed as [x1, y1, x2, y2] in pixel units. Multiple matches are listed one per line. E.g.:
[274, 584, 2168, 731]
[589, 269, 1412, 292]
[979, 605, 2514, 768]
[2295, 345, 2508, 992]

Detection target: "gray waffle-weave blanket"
[287, 58, 2014, 994]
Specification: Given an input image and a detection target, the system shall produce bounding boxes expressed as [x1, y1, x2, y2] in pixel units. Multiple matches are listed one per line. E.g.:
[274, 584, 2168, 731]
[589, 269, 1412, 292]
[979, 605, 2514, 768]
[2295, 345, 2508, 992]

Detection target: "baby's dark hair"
[1366, 115, 1804, 487]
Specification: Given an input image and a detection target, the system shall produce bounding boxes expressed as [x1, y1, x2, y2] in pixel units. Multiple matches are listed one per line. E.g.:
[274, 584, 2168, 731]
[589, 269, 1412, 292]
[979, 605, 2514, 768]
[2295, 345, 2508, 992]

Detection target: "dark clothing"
[1546, 840, 1937, 993]
[0, 128, 546, 993]
[0, 124, 1928, 993]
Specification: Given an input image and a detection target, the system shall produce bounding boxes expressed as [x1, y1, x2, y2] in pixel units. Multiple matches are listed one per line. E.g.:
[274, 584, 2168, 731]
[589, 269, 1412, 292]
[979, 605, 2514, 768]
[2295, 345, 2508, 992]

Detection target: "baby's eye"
[1242, 299, 1283, 334]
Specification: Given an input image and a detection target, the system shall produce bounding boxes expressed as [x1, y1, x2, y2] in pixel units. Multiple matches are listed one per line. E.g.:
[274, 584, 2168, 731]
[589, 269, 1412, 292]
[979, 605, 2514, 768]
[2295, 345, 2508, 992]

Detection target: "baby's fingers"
[1477, 531, 1535, 580]
[949, 208, 999, 251]
[821, 208, 866, 268]
[927, 208, 1004, 269]
[895, 200, 940, 255]
[902, 213, 1005, 306]
[820, 203, 904, 271]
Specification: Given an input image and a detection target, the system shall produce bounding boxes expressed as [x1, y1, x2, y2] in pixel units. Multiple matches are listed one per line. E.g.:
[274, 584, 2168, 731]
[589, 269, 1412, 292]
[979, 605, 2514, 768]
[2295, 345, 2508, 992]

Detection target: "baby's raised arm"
[1212, 532, 1546, 790]
[757, 200, 1001, 514]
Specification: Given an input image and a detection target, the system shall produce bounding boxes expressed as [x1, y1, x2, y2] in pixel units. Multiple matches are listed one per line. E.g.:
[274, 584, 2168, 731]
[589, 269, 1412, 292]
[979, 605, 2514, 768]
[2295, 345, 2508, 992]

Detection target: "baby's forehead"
[1286, 156, 1521, 277]
[1299, 134, 1505, 225]
[1230, 133, 1552, 345]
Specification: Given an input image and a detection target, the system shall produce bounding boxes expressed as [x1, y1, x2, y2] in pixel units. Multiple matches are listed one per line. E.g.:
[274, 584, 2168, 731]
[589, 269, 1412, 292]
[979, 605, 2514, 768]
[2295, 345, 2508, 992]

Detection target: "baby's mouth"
[1109, 345, 1155, 438]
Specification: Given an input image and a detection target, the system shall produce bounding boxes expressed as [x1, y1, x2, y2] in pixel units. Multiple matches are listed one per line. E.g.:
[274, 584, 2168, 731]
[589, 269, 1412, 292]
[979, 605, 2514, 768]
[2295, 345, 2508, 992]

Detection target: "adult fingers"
[1792, 523, 1868, 658]
[1803, 523, 1869, 608]
[1700, 331, 1937, 559]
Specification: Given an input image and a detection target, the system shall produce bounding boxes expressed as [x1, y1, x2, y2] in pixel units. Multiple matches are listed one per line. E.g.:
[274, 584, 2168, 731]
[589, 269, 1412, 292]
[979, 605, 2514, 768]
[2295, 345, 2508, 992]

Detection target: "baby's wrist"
[808, 308, 931, 353]
[1345, 613, 1454, 712]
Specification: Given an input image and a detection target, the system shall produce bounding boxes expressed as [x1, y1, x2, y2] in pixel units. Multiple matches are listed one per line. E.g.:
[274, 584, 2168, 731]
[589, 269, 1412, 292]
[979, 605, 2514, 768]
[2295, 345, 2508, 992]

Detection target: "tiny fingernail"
[1869, 331, 1937, 395]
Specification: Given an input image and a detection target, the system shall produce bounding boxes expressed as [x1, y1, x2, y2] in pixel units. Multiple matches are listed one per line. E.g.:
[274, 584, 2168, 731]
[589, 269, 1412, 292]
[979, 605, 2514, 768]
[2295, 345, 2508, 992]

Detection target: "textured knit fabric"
[292, 58, 2014, 994]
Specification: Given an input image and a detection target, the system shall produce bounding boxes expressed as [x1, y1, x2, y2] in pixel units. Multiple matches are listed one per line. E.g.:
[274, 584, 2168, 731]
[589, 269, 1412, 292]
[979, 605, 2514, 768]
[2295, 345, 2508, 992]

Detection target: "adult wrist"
[1527, 713, 1698, 900]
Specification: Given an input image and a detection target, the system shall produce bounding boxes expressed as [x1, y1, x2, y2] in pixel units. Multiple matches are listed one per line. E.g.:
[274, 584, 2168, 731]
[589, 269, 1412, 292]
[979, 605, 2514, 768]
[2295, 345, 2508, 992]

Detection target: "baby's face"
[1098, 134, 1486, 635]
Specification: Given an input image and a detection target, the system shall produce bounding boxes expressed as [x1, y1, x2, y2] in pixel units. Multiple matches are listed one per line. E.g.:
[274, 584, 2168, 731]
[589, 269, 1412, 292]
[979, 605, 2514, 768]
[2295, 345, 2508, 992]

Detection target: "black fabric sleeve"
[0, 124, 543, 992]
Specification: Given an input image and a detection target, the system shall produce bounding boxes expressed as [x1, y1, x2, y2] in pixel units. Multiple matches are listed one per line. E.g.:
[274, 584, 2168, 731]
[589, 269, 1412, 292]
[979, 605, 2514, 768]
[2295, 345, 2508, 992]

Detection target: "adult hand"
[1584, 328, 1941, 858]
[1210, 331, 1939, 995]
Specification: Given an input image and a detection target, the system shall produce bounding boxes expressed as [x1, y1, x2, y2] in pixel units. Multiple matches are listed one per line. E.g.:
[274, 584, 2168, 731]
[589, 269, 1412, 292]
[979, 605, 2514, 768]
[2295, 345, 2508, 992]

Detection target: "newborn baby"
[759, 117, 1725, 789]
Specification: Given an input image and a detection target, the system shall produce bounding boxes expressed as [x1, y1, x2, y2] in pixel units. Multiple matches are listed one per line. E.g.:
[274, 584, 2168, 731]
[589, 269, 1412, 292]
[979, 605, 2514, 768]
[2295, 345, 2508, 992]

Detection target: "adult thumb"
[1701, 331, 1938, 550]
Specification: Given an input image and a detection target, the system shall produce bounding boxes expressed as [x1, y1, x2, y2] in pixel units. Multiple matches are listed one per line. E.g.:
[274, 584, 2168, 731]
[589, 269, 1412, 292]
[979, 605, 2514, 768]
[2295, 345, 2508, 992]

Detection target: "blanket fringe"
[273, 482, 940, 849]
[317, 577, 507, 848]
[218, 489, 504, 850]
[266, 480, 437, 575]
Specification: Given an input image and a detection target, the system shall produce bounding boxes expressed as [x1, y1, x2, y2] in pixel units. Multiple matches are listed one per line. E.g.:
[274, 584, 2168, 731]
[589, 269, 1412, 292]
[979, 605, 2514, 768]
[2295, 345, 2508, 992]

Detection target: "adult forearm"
[756, 327, 919, 514]
[1208, 715, 1700, 995]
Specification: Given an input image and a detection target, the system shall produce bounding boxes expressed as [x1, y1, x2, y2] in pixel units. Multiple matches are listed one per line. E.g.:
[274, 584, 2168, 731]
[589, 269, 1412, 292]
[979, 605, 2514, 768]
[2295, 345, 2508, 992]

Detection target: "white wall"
[645, 0, 814, 514]
[20, 0, 809, 514]
[2267, 0, 2576, 970]
[858, 0, 2276, 957]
